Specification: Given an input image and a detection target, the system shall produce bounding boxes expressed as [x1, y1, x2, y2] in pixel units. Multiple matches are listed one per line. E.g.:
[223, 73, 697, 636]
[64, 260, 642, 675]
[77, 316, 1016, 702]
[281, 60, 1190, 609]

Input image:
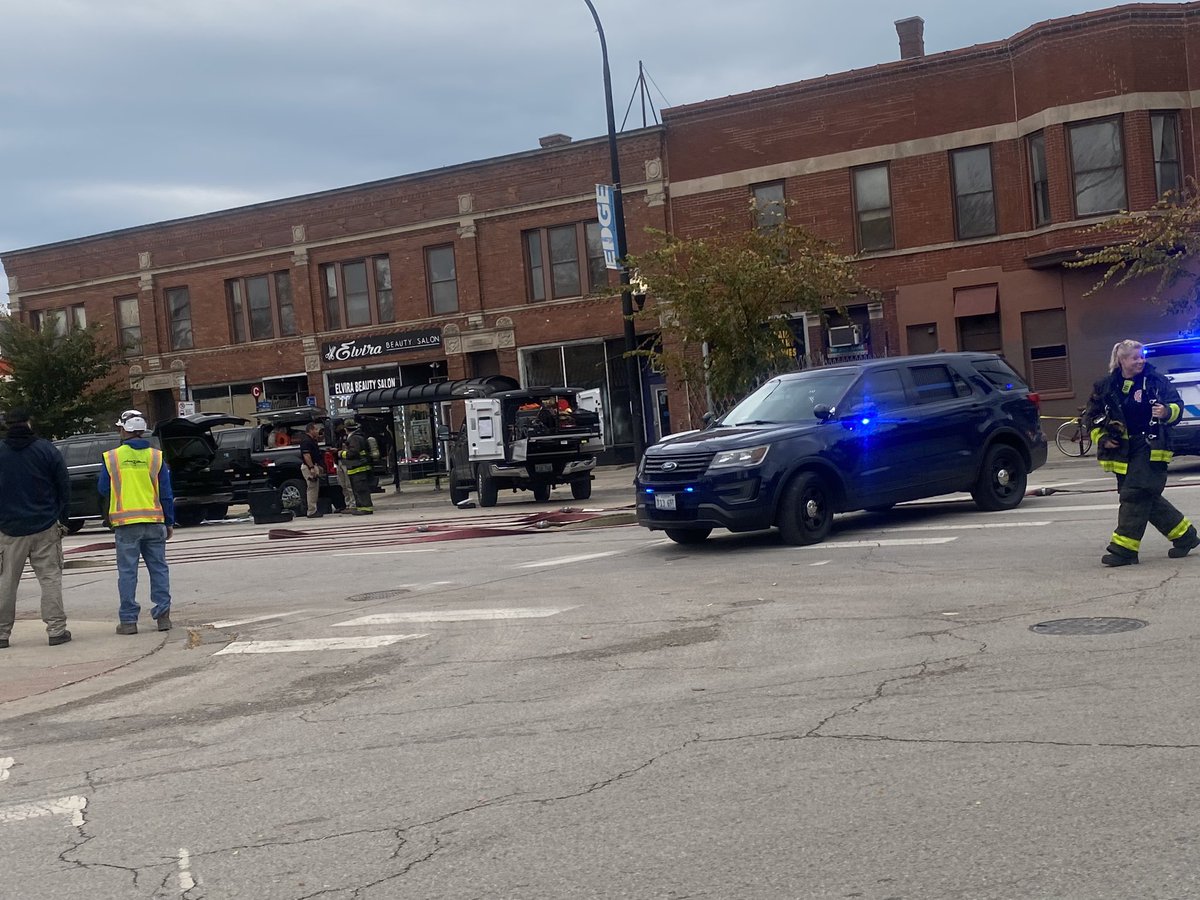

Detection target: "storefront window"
[521, 339, 639, 448]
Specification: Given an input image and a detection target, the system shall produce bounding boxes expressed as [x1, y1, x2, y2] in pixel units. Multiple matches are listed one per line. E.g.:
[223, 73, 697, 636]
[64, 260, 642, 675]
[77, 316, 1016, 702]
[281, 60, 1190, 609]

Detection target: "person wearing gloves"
[1083, 338, 1200, 566]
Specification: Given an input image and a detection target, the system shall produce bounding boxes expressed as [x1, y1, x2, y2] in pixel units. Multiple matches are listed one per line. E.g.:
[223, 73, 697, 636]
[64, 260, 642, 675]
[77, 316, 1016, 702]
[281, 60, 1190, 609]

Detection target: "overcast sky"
[1, 0, 1188, 308]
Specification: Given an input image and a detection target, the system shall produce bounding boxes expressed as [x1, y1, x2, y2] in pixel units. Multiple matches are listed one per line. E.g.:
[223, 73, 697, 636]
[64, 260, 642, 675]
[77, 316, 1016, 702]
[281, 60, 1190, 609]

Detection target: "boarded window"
[907, 323, 939, 355]
[1022, 308, 1070, 392]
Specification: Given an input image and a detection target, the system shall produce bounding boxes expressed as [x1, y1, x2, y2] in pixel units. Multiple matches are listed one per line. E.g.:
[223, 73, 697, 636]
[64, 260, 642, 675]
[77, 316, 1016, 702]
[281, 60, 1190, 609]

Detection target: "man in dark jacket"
[1084, 339, 1200, 566]
[0, 408, 72, 647]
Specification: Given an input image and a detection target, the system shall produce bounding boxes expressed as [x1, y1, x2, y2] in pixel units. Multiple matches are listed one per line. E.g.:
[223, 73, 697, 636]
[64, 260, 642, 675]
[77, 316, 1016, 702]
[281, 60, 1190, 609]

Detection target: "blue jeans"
[114, 523, 171, 622]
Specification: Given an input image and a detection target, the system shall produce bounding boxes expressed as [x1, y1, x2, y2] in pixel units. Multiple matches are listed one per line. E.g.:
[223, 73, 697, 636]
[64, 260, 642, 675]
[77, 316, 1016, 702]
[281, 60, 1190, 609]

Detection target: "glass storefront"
[521, 338, 639, 448]
[193, 375, 308, 418]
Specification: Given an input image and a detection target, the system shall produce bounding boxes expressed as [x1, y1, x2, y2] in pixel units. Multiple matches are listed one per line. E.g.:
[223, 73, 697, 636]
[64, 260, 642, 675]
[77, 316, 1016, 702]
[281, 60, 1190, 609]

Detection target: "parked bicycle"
[1054, 410, 1093, 457]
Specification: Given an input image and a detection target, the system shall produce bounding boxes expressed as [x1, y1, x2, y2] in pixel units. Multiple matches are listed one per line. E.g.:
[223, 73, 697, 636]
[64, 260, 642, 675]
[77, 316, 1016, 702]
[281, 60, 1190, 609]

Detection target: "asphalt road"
[3, 455, 1200, 899]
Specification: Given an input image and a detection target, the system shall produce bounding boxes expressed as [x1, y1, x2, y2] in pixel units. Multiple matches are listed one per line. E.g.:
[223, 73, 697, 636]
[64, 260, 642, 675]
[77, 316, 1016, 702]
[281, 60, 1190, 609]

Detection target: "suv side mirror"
[813, 404, 834, 421]
[702, 412, 716, 429]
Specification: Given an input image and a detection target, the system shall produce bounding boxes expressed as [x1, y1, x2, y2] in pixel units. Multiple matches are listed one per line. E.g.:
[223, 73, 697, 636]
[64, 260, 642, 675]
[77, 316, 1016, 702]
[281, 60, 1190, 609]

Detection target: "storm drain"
[345, 590, 410, 603]
[1030, 617, 1148, 636]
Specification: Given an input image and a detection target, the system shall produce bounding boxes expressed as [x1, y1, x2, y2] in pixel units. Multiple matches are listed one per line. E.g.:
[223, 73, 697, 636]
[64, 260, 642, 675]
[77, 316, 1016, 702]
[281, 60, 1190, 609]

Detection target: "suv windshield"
[722, 368, 861, 425]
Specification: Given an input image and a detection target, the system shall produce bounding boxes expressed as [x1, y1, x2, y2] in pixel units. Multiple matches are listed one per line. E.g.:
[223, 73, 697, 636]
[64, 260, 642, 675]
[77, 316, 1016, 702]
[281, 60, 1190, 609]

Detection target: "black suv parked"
[55, 413, 245, 531]
[635, 352, 1048, 545]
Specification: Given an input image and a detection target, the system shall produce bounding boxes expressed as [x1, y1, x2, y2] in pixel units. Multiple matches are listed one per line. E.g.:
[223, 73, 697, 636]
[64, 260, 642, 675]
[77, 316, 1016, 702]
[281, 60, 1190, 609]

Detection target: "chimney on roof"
[539, 133, 572, 148]
[895, 16, 925, 60]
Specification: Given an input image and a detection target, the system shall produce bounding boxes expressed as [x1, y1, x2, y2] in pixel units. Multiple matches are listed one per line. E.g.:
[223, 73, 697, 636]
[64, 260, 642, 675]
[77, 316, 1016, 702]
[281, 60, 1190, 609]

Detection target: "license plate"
[535, 463, 553, 473]
[654, 493, 677, 511]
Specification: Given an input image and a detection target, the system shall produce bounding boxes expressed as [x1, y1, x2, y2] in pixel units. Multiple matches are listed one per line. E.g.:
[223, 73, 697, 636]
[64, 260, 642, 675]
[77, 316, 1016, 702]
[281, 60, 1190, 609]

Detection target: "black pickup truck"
[442, 387, 604, 507]
[214, 408, 347, 516]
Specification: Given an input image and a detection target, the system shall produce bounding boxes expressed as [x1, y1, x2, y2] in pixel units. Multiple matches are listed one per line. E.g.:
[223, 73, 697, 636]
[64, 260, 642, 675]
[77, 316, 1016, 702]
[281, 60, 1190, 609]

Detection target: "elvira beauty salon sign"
[321, 328, 442, 362]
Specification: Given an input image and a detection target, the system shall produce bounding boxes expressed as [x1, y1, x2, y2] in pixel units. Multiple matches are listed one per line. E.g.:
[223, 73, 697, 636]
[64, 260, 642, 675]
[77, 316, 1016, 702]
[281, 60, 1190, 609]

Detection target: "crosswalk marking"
[333, 607, 576, 626]
[799, 537, 958, 549]
[0, 796, 87, 827]
[515, 551, 619, 568]
[205, 612, 306, 629]
[881, 521, 1050, 533]
[214, 635, 426, 655]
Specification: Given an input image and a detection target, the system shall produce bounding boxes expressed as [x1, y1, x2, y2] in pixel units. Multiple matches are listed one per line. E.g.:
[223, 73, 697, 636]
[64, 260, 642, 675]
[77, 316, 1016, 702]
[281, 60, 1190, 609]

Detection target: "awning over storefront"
[953, 285, 998, 318]
[346, 375, 520, 409]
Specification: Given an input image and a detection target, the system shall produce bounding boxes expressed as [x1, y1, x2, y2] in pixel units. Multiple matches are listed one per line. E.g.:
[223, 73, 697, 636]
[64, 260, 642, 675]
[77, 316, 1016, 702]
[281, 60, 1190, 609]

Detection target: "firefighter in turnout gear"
[339, 418, 374, 515]
[1083, 339, 1200, 566]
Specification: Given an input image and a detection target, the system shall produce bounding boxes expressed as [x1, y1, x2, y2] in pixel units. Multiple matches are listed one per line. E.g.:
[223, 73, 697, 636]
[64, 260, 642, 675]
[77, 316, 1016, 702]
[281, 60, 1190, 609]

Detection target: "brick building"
[2, 130, 668, 460]
[3, 2, 1199, 448]
[663, 1, 1200, 426]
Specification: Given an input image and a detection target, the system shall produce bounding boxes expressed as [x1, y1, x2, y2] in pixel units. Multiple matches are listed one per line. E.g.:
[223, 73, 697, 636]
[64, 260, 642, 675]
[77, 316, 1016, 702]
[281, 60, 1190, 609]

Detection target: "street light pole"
[583, 0, 646, 462]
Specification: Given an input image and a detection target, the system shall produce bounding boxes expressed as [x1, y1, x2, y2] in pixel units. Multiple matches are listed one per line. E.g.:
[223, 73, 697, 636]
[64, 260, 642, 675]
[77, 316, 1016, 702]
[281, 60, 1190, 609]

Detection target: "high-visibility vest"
[103, 444, 165, 525]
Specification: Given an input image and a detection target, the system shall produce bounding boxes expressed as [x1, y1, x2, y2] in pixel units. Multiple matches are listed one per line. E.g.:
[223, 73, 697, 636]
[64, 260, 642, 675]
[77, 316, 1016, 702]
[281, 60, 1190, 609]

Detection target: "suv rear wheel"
[778, 471, 834, 545]
[532, 483, 552, 503]
[971, 444, 1027, 511]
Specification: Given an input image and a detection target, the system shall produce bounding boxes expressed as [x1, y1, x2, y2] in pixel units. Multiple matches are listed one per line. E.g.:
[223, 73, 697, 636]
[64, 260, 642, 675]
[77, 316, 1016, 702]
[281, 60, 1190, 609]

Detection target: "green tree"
[627, 210, 870, 410]
[0, 317, 130, 438]
[1071, 179, 1200, 322]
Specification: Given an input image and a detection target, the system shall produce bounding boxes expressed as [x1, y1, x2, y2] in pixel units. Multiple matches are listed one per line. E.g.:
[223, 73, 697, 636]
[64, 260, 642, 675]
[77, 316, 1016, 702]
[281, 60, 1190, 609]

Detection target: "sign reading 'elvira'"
[321, 327, 442, 362]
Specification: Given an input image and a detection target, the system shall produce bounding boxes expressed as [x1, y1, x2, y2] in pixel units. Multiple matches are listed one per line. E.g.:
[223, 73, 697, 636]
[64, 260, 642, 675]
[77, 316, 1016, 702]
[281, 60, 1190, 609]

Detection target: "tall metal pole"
[583, 0, 646, 462]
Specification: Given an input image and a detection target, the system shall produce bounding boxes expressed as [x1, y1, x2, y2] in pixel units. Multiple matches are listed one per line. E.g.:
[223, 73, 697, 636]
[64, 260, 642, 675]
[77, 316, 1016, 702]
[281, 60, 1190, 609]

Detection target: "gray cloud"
[1, 0, 1188, 304]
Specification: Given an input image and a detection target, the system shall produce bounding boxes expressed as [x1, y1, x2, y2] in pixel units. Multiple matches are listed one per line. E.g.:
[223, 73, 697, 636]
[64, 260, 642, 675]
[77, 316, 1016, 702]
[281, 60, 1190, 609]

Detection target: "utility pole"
[582, 0, 646, 462]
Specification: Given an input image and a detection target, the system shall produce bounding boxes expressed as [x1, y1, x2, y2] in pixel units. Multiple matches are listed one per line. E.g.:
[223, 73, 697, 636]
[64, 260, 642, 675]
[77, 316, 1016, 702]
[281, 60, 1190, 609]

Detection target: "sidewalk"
[347, 463, 638, 515]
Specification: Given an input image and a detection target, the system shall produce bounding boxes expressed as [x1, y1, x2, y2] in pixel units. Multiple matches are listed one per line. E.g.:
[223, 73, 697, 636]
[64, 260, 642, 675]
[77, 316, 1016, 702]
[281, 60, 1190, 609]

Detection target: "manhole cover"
[1030, 617, 1147, 635]
[345, 590, 409, 603]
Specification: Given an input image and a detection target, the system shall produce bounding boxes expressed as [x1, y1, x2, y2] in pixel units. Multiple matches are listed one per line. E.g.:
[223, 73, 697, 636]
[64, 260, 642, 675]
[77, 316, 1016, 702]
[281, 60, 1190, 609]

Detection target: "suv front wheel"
[778, 471, 834, 545]
[971, 444, 1027, 511]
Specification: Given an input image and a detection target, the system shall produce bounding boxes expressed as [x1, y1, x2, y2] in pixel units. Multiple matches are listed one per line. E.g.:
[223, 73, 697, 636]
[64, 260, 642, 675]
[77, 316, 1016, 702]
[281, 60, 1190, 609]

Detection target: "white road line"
[334, 607, 576, 626]
[798, 538, 959, 549]
[997, 504, 1118, 513]
[515, 551, 619, 568]
[205, 612, 306, 629]
[178, 848, 195, 893]
[0, 758, 12, 783]
[214, 634, 426, 655]
[882, 521, 1050, 533]
[334, 549, 442, 556]
[809, 560, 831, 566]
[0, 795, 87, 827]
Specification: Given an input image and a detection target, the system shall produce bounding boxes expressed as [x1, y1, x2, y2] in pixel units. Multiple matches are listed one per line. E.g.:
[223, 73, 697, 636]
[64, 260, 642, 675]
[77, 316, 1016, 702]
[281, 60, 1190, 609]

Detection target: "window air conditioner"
[828, 325, 862, 349]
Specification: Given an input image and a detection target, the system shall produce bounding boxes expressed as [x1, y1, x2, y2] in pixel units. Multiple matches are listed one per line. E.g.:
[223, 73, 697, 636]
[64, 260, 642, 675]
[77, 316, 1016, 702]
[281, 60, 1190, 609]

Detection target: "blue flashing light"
[685, 486, 695, 493]
[645, 487, 655, 494]
[860, 418, 871, 426]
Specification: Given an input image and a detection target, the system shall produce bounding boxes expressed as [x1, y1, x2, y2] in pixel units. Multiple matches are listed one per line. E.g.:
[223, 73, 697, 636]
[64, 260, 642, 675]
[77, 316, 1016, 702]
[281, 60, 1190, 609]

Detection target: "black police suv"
[635, 352, 1048, 545]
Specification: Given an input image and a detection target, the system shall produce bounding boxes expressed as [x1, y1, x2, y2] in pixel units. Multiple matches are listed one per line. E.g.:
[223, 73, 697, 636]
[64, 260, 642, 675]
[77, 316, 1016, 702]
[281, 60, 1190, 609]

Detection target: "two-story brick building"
[3, 2, 1199, 448]
[2, 130, 669, 459]
[663, 2, 1199, 426]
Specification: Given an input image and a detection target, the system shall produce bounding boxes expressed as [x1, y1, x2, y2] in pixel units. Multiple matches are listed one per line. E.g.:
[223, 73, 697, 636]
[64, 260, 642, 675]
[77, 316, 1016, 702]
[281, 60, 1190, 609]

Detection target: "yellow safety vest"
[104, 444, 165, 526]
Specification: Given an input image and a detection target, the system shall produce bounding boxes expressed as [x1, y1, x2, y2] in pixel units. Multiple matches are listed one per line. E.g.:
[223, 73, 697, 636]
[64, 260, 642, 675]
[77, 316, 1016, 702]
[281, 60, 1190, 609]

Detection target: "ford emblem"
[661, 461, 678, 471]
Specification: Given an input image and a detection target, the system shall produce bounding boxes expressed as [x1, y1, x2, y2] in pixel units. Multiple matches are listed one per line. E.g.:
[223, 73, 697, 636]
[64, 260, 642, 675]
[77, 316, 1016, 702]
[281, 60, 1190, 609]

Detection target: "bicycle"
[1054, 410, 1093, 457]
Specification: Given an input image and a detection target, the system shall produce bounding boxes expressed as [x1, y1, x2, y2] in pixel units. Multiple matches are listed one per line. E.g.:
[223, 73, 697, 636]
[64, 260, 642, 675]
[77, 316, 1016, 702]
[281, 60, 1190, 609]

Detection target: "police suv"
[635, 352, 1048, 545]
[1143, 337, 1200, 456]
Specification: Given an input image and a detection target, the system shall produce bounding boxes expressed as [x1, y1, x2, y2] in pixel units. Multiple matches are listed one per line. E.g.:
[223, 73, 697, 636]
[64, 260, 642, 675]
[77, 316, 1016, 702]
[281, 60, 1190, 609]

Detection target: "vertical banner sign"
[595, 184, 622, 270]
